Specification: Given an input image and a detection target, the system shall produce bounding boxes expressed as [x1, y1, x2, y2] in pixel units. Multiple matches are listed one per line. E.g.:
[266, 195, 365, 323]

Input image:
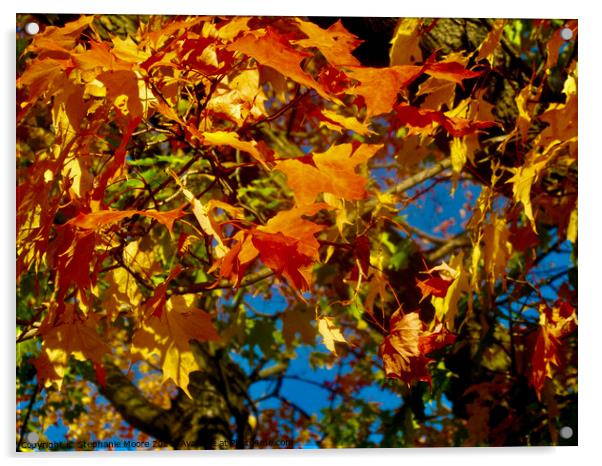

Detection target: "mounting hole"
[24, 22, 40, 35]
[560, 28, 573, 41]
[559, 426, 573, 439]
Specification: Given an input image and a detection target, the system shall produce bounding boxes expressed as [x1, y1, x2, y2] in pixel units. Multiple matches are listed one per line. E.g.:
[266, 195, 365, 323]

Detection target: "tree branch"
[171, 268, 275, 295]
[95, 362, 177, 447]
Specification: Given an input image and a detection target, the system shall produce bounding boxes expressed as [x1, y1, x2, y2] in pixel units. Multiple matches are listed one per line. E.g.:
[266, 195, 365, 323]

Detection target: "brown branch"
[425, 233, 471, 263]
[95, 362, 177, 447]
[364, 158, 452, 213]
[392, 158, 452, 195]
[171, 268, 275, 295]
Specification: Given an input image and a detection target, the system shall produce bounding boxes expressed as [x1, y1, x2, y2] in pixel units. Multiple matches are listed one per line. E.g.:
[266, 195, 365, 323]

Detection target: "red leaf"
[528, 304, 577, 398]
[393, 103, 497, 137]
[424, 61, 482, 85]
[252, 230, 314, 292]
[94, 362, 107, 388]
[510, 224, 540, 251]
[416, 275, 454, 301]
[440, 115, 498, 137]
[419, 324, 457, 355]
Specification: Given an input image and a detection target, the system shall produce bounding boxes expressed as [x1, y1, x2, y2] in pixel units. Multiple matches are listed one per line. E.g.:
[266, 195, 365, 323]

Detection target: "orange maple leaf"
[215, 204, 327, 293]
[293, 19, 362, 67]
[70, 205, 187, 233]
[227, 27, 334, 101]
[275, 143, 382, 205]
[346, 65, 424, 117]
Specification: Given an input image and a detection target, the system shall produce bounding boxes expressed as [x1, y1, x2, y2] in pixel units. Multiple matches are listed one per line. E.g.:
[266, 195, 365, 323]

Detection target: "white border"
[4, 1, 599, 466]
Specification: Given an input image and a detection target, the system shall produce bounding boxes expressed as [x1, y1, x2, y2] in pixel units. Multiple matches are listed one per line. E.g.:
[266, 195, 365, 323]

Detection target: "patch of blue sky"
[401, 178, 483, 238]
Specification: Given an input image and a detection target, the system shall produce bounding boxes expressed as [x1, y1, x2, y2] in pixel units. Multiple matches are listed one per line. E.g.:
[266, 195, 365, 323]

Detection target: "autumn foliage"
[16, 15, 577, 449]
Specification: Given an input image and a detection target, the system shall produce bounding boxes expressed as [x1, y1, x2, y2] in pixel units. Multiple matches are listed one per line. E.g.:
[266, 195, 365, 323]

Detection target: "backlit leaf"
[317, 317, 348, 355]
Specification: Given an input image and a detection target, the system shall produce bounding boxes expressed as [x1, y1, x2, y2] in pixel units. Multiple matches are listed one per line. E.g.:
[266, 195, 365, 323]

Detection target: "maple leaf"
[419, 324, 457, 356]
[515, 85, 536, 143]
[275, 143, 382, 205]
[416, 261, 458, 303]
[379, 311, 429, 385]
[251, 214, 321, 293]
[205, 69, 266, 126]
[430, 253, 471, 329]
[70, 205, 187, 233]
[345, 65, 424, 117]
[214, 230, 258, 288]
[317, 317, 348, 355]
[545, 21, 577, 72]
[417, 77, 457, 111]
[510, 224, 541, 252]
[482, 215, 513, 291]
[450, 137, 468, 174]
[252, 231, 315, 292]
[379, 310, 455, 386]
[257, 203, 327, 258]
[392, 104, 496, 137]
[506, 158, 548, 232]
[293, 19, 362, 67]
[389, 19, 423, 65]
[143, 205, 189, 234]
[476, 20, 506, 64]
[442, 116, 497, 137]
[132, 295, 220, 397]
[52, 229, 97, 307]
[200, 131, 274, 169]
[70, 210, 135, 229]
[73, 41, 133, 72]
[318, 109, 374, 136]
[17, 58, 74, 120]
[416, 275, 454, 301]
[28, 15, 94, 56]
[97, 70, 144, 120]
[168, 170, 235, 257]
[227, 27, 334, 102]
[536, 73, 577, 151]
[111, 35, 152, 64]
[215, 204, 326, 293]
[424, 61, 482, 85]
[529, 303, 577, 399]
[35, 315, 110, 389]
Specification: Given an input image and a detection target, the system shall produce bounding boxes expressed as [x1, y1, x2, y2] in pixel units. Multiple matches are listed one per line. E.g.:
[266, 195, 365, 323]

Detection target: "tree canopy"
[16, 14, 577, 450]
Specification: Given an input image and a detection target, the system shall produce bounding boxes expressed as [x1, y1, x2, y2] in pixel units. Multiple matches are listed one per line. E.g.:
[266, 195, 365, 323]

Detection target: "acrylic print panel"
[16, 14, 577, 451]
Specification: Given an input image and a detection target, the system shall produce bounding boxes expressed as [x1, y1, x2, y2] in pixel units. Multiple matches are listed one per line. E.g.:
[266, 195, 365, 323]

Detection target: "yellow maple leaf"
[132, 295, 220, 397]
[34, 315, 110, 389]
[507, 159, 548, 231]
[317, 317, 348, 355]
[482, 215, 513, 292]
[431, 252, 471, 330]
[389, 19, 423, 65]
[567, 206, 578, 243]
